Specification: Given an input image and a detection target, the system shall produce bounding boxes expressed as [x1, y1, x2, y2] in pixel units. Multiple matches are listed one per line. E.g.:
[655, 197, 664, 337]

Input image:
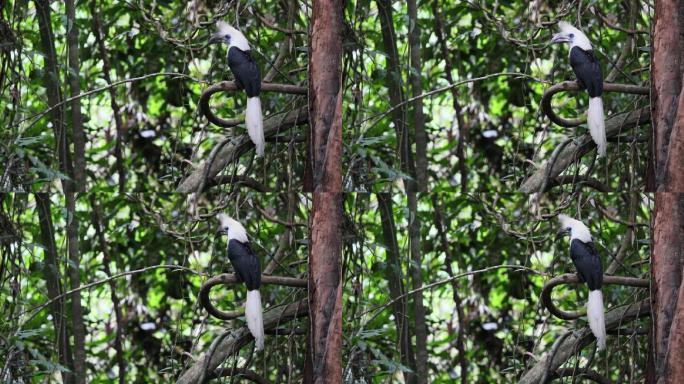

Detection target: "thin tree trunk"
[35, 194, 74, 384]
[650, 0, 684, 192]
[66, 0, 86, 189]
[431, 195, 468, 384]
[308, 192, 343, 383]
[651, 193, 684, 384]
[35, 0, 71, 185]
[308, 0, 344, 193]
[407, 192, 428, 383]
[378, 193, 416, 384]
[408, 0, 427, 189]
[377, 0, 415, 184]
[90, 0, 126, 193]
[432, 0, 468, 193]
[90, 197, 127, 384]
[65, 192, 86, 383]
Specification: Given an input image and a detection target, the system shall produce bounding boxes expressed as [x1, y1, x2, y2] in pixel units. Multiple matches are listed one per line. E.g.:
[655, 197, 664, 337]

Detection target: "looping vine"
[199, 273, 306, 320]
[541, 273, 648, 320]
[199, 81, 307, 128]
[541, 81, 648, 127]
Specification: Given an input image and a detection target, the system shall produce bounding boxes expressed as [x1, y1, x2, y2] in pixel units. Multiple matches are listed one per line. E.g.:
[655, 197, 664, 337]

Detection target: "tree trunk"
[431, 195, 468, 384]
[307, 1, 344, 382]
[66, 0, 85, 189]
[408, 0, 427, 189]
[35, 0, 71, 186]
[91, 0, 126, 193]
[378, 193, 417, 383]
[35, 194, 74, 384]
[650, 0, 684, 192]
[65, 192, 86, 383]
[307, 0, 344, 193]
[90, 197, 127, 384]
[407, 192, 428, 383]
[307, 192, 343, 383]
[651, 193, 684, 384]
[377, 0, 415, 184]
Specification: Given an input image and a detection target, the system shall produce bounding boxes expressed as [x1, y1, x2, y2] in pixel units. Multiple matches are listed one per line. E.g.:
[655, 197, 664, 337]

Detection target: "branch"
[518, 299, 650, 384]
[176, 299, 308, 384]
[199, 273, 307, 320]
[519, 106, 650, 193]
[541, 273, 648, 320]
[547, 368, 611, 384]
[208, 368, 271, 384]
[541, 81, 648, 128]
[200, 81, 307, 128]
[177, 106, 308, 194]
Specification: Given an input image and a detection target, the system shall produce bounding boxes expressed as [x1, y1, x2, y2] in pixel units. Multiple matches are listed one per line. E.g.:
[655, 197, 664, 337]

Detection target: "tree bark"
[307, 0, 344, 193]
[66, 0, 86, 189]
[35, 0, 71, 186]
[35, 194, 74, 384]
[407, 192, 428, 383]
[408, 0, 427, 189]
[65, 192, 86, 383]
[307, 192, 343, 383]
[377, 0, 415, 185]
[651, 193, 684, 384]
[650, 0, 684, 192]
[378, 194, 416, 383]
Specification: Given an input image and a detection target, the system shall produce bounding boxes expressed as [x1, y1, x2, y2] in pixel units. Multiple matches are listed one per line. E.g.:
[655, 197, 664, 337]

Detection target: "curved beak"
[555, 227, 570, 241]
[551, 33, 569, 44]
[209, 34, 224, 44]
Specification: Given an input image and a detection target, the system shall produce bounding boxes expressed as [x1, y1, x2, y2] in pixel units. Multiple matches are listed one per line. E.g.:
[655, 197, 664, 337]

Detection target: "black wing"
[569, 47, 603, 98]
[569, 239, 603, 291]
[228, 239, 262, 290]
[228, 47, 261, 98]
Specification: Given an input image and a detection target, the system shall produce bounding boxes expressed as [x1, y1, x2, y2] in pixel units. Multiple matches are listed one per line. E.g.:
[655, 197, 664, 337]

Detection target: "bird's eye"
[225, 34, 230, 39]
[568, 33, 574, 38]
[566, 227, 571, 232]
[224, 226, 230, 231]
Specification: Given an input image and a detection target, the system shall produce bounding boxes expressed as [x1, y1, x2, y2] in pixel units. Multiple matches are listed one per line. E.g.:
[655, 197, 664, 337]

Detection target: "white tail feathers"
[587, 290, 606, 350]
[245, 290, 264, 350]
[246, 97, 264, 156]
[588, 97, 606, 157]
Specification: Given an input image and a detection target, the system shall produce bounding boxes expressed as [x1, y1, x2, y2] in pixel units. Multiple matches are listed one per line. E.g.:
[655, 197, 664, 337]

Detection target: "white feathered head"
[551, 21, 593, 51]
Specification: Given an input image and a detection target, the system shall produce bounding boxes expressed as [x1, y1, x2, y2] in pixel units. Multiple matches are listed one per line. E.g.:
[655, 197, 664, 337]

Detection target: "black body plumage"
[228, 239, 262, 291]
[228, 47, 261, 98]
[569, 47, 603, 98]
[569, 239, 603, 291]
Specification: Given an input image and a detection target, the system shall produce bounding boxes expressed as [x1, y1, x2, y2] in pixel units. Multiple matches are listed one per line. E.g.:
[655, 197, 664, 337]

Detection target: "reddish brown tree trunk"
[650, 0, 684, 192]
[651, 193, 684, 384]
[307, 0, 344, 193]
[308, 192, 343, 383]
[306, 1, 344, 383]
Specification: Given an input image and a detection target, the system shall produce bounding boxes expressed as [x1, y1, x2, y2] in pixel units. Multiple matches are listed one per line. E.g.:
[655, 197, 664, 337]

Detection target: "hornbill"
[217, 214, 264, 350]
[551, 21, 607, 157]
[556, 214, 606, 350]
[210, 22, 265, 156]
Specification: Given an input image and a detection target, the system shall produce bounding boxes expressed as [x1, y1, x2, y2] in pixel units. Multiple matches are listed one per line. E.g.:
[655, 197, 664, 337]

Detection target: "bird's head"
[209, 21, 251, 51]
[556, 214, 593, 242]
[551, 21, 593, 51]
[217, 213, 249, 242]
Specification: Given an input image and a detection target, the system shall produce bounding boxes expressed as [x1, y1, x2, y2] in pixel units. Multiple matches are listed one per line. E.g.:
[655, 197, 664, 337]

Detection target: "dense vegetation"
[1, 0, 674, 383]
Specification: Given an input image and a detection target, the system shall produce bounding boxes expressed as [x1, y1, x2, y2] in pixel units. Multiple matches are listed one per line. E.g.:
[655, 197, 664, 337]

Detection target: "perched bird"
[556, 214, 606, 350]
[551, 21, 607, 156]
[210, 22, 264, 156]
[217, 214, 264, 350]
